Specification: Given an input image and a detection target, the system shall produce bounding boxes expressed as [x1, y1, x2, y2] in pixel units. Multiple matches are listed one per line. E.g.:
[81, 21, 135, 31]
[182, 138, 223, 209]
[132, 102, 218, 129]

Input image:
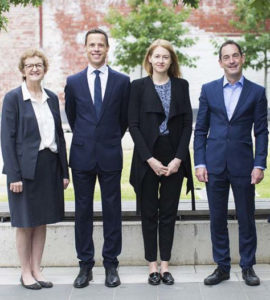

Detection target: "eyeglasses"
[24, 63, 44, 70]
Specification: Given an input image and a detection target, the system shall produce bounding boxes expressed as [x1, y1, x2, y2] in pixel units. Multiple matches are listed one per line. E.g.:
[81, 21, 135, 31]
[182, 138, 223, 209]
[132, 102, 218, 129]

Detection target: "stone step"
[1, 220, 270, 267]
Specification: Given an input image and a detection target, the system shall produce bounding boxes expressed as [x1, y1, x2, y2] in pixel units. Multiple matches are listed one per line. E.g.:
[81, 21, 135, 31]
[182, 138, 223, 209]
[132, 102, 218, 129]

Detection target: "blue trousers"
[206, 169, 256, 272]
[72, 168, 122, 269]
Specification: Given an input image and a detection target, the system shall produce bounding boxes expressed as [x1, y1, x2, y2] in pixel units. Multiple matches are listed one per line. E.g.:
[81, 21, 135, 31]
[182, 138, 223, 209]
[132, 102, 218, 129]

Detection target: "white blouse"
[21, 81, 58, 153]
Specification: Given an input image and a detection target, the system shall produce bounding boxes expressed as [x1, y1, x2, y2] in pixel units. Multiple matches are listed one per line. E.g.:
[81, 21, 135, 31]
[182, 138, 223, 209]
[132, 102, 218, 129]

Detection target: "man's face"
[219, 44, 245, 80]
[85, 33, 109, 68]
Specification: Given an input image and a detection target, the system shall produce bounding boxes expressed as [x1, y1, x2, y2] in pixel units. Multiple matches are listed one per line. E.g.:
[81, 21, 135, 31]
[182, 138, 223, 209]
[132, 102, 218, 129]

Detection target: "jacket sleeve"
[128, 80, 152, 162]
[175, 80, 193, 161]
[120, 77, 131, 137]
[64, 78, 76, 132]
[1, 92, 22, 183]
[253, 87, 268, 168]
[193, 84, 210, 166]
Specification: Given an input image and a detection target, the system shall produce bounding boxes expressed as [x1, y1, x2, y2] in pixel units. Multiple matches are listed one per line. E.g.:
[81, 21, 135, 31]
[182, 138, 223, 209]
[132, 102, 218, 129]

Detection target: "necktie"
[94, 70, 102, 118]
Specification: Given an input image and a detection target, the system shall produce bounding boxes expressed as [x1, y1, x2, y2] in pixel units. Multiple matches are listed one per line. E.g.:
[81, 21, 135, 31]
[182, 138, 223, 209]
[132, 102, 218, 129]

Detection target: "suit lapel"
[168, 77, 190, 120]
[230, 77, 251, 122]
[79, 68, 97, 121]
[21, 93, 41, 140]
[143, 76, 165, 114]
[217, 77, 229, 122]
[98, 67, 116, 122]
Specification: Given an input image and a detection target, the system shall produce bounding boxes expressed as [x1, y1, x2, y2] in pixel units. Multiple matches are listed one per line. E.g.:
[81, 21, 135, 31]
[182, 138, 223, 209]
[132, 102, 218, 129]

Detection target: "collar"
[223, 75, 244, 87]
[88, 64, 108, 75]
[21, 81, 49, 103]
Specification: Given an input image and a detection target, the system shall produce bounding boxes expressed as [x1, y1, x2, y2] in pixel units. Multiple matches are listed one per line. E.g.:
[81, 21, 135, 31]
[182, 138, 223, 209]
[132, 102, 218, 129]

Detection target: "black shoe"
[37, 281, 53, 288]
[105, 267, 121, 287]
[161, 272, 174, 285]
[242, 267, 260, 286]
[73, 266, 93, 288]
[20, 277, 42, 290]
[148, 272, 161, 285]
[204, 268, 230, 285]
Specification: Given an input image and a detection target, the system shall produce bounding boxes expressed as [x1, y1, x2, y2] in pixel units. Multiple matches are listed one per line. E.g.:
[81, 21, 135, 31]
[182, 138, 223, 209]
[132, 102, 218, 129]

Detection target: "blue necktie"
[94, 70, 102, 118]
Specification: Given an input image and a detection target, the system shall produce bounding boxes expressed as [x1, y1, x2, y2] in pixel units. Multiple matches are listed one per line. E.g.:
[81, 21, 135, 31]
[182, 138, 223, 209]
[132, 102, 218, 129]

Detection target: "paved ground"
[1, 265, 270, 300]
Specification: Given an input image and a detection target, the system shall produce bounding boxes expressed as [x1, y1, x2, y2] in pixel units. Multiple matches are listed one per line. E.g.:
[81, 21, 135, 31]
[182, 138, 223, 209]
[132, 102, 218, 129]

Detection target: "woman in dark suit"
[129, 39, 194, 285]
[1, 49, 69, 290]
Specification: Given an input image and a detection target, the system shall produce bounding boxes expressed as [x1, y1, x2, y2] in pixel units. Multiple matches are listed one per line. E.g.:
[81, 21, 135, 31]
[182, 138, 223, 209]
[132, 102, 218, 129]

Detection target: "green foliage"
[172, 0, 199, 8]
[0, 0, 42, 30]
[106, 0, 198, 74]
[212, 0, 270, 89]
[230, 0, 270, 89]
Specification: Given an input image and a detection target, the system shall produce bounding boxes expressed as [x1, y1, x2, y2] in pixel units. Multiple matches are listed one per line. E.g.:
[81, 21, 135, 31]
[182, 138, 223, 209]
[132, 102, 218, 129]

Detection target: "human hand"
[147, 157, 168, 176]
[251, 168, 264, 184]
[63, 178, 70, 189]
[195, 167, 208, 182]
[10, 181, 23, 193]
[164, 158, 181, 176]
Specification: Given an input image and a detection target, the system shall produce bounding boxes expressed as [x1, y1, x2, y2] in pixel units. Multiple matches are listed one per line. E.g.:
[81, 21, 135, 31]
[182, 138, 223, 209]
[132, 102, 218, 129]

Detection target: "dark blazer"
[1, 86, 69, 183]
[65, 66, 130, 172]
[194, 77, 268, 175]
[128, 76, 195, 211]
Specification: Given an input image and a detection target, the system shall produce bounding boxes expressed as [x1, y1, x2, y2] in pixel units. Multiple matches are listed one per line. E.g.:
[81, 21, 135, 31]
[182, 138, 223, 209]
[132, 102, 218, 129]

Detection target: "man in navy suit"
[65, 28, 130, 288]
[194, 40, 268, 286]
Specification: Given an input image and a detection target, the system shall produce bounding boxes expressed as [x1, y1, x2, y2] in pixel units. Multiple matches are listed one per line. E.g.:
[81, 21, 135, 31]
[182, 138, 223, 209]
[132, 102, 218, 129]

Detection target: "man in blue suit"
[65, 28, 130, 288]
[194, 40, 268, 286]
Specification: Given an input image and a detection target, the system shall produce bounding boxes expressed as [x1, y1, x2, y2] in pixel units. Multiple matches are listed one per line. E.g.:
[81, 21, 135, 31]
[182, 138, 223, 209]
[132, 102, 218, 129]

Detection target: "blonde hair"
[18, 49, 49, 80]
[143, 39, 181, 78]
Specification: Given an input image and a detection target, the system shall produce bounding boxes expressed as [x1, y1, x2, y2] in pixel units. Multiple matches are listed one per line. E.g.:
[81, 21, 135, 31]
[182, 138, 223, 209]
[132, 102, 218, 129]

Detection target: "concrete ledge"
[1, 220, 270, 267]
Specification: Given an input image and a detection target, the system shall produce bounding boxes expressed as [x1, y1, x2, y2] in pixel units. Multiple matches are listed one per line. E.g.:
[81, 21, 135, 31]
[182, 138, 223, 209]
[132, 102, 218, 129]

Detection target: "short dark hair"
[84, 28, 109, 46]
[219, 40, 243, 60]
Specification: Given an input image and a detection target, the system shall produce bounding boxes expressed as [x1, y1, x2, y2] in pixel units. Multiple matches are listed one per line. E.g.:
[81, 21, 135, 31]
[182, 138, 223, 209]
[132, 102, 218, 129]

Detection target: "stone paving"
[1, 265, 270, 300]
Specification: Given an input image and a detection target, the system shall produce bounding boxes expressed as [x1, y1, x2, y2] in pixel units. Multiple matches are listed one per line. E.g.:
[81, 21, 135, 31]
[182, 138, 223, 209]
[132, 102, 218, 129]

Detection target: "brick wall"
[0, 0, 268, 109]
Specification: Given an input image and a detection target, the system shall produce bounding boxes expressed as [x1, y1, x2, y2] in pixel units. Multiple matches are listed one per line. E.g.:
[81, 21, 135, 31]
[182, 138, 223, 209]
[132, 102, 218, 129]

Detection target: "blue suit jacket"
[1, 86, 69, 183]
[65, 66, 130, 172]
[194, 77, 268, 176]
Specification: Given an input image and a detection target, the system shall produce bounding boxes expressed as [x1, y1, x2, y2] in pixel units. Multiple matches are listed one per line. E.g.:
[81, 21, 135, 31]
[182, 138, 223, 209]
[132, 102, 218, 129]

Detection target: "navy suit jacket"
[65, 66, 130, 172]
[1, 86, 69, 183]
[194, 77, 268, 176]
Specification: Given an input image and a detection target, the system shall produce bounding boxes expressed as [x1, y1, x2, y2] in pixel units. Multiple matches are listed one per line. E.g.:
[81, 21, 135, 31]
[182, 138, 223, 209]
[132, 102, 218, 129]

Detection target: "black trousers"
[141, 136, 184, 262]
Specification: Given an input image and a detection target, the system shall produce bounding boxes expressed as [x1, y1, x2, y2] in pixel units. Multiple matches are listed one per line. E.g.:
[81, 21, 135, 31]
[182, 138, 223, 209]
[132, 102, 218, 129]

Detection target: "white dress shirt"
[87, 64, 108, 102]
[22, 81, 57, 153]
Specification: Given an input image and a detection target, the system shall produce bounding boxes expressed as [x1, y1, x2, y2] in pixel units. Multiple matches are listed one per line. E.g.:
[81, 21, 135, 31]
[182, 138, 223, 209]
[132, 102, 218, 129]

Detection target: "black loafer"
[37, 280, 53, 288]
[20, 277, 41, 290]
[148, 272, 161, 285]
[242, 267, 260, 286]
[73, 266, 93, 288]
[105, 267, 121, 287]
[161, 272, 174, 285]
[204, 268, 230, 285]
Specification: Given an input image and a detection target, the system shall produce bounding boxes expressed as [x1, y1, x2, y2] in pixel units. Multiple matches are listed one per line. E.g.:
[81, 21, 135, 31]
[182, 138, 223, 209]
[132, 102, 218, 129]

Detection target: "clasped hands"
[147, 157, 181, 177]
[10, 178, 70, 193]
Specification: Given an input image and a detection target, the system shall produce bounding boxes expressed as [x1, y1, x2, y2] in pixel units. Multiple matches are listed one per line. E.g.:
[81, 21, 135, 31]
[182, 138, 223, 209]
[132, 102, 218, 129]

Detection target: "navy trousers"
[206, 169, 257, 272]
[72, 168, 122, 269]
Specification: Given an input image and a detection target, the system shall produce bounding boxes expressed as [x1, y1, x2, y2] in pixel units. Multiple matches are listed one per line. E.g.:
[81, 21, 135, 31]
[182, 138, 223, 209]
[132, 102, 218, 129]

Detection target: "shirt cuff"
[254, 166, 265, 170]
[195, 164, 206, 169]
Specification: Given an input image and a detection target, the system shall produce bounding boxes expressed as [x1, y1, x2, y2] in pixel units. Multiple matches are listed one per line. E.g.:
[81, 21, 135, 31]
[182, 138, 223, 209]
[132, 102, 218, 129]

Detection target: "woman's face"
[22, 56, 45, 83]
[149, 46, 171, 75]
